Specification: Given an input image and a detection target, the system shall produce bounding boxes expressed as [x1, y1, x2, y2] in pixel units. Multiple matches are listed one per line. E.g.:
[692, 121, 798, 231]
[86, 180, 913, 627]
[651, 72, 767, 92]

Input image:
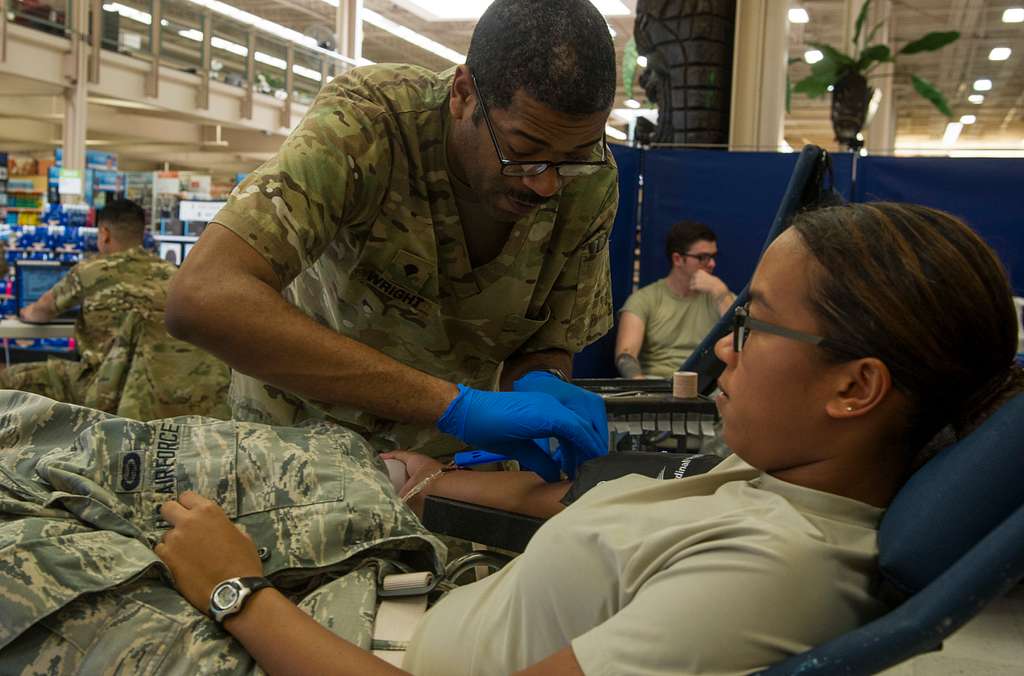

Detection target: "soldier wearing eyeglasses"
[165, 0, 617, 474]
[616, 220, 735, 380]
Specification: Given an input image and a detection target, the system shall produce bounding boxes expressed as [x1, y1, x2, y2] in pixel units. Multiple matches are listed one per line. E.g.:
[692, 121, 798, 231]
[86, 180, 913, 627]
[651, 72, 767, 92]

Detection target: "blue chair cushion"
[879, 391, 1024, 595]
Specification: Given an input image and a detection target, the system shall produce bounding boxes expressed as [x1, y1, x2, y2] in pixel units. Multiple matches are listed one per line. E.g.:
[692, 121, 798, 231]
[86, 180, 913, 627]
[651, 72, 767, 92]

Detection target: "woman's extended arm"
[382, 451, 570, 519]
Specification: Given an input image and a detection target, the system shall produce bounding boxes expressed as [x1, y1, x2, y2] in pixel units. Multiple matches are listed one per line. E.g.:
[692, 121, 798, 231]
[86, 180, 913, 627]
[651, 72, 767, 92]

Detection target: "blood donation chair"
[424, 146, 1024, 673]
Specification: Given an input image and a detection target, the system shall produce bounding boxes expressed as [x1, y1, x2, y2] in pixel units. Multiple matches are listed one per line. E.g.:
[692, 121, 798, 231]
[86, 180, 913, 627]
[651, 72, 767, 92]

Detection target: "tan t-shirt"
[621, 278, 721, 378]
[403, 454, 885, 675]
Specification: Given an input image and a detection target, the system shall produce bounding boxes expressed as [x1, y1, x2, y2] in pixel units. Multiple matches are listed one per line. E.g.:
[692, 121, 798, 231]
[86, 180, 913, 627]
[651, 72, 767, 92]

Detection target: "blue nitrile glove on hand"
[513, 370, 609, 467]
[437, 385, 607, 481]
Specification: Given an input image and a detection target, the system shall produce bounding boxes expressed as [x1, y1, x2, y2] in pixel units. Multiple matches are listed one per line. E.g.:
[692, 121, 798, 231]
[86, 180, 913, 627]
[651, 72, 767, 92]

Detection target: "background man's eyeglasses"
[682, 253, 717, 265]
[732, 304, 827, 353]
[472, 75, 608, 178]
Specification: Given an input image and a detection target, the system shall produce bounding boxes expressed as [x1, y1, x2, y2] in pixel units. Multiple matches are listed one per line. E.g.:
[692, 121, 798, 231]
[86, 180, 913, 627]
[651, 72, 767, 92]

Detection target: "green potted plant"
[793, 0, 959, 149]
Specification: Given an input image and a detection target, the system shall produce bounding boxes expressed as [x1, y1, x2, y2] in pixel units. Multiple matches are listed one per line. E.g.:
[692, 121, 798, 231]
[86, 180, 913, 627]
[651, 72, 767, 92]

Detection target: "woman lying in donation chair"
[156, 203, 1023, 675]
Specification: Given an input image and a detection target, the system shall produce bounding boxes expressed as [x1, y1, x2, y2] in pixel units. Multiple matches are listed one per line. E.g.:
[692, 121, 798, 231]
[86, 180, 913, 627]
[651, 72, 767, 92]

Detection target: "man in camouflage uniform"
[0, 389, 445, 673]
[167, 0, 617, 475]
[1, 199, 230, 419]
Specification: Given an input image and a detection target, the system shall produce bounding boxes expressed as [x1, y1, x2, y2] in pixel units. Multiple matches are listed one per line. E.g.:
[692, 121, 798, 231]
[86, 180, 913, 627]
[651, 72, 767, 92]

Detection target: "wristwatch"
[208, 576, 273, 623]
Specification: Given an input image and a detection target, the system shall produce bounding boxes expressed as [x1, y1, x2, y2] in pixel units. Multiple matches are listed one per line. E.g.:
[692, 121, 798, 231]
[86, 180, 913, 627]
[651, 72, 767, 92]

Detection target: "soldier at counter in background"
[1, 199, 230, 419]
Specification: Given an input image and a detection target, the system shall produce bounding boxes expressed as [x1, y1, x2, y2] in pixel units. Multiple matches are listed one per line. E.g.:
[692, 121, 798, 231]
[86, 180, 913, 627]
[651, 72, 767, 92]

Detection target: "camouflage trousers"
[0, 357, 92, 404]
[0, 391, 446, 675]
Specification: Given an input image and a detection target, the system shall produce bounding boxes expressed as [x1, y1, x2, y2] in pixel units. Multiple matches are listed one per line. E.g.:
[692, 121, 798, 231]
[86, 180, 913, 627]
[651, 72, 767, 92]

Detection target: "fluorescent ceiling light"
[804, 49, 823, 64]
[788, 8, 810, 23]
[973, 79, 992, 91]
[968, 94, 984, 104]
[388, 0, 628, 21]
[624, 99, 641, 109]
[255, 52, 287, 70]
[959, 114, 976, 125]
[605, 125, 627, 141]
[178, 29, 322, 81]
[989, 47, 1012, 61]
[361, 8, 465, 63]
[636, 55, 648, 68]
[1003, 8, 1024, 22]
[942, 122, 963, 146]
[188, 0, 363, 66]
[103, 3, 151, 25]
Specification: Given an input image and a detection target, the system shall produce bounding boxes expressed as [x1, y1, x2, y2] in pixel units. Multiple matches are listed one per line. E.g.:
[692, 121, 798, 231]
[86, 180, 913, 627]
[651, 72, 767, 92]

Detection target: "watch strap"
[210, 576, 273, 623]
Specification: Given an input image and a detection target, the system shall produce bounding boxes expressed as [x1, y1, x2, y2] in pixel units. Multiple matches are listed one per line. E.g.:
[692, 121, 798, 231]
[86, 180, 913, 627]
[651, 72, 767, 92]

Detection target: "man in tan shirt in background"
[615, 220, 734, 379]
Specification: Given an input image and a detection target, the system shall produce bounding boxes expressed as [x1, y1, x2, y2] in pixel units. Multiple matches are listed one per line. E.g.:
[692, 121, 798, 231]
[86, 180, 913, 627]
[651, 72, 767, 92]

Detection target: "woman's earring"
[846, 406, 854, 412]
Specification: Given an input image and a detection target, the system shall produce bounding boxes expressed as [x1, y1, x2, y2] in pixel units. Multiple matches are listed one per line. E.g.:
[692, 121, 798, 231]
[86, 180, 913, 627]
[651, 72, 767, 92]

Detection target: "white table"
[0, 319, 76, 367]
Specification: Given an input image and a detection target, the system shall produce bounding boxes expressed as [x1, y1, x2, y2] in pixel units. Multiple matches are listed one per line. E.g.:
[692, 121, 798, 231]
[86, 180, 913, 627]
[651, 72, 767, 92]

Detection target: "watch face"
[213, 583, 240, 610]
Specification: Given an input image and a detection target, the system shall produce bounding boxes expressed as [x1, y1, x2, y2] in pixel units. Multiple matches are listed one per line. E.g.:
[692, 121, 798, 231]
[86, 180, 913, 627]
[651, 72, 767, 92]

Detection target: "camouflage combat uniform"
[0, 247, 230, 419]
[0, 390, 446, 674]
[215, 64, 619, 456]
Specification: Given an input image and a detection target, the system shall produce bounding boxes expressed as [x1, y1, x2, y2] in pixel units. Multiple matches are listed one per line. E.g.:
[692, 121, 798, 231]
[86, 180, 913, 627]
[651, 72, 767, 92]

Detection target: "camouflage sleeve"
[211, 91, 394, 286]
[520, 177, 618, 356]
[50, 263, 84, 313]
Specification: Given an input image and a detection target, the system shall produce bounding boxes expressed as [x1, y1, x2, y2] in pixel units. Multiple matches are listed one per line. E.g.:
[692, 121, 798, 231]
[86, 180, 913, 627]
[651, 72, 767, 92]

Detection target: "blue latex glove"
[437, 385, 605, 481]
[513, 371, 609, 469]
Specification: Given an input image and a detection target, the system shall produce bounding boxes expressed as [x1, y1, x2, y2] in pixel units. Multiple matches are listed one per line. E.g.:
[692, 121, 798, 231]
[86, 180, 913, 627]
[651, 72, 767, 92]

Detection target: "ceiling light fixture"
[959, 114, 976, 125]
[188, 0, 364, 66]
[1003, 8, 1024, 22]
[973, 79, 992, 91]
[804, 49, 824, 64]
[968, 94, 984, 104]
[178, 29, 322, 81]
[989, 47, 1012, 61]
[788, 8, 810, 23]
[360, 8, 465, 63]
[942, 122, 963, 146]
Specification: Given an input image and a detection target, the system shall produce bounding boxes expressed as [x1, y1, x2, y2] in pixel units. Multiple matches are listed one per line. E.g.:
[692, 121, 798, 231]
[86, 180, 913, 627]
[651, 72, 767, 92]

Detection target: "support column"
[728, 0, 788, 152]
[1, 0, 7, 63]
[281, 44, 294, 128]
[241, 30, 255, 120]
[198, 12, 212, 109]
[861, 0, 895, 154]
[63, 0, 89, 173]
[88, 0, 101, 83]
[335, 0, 362, 62]
[145, 0, 161, 98]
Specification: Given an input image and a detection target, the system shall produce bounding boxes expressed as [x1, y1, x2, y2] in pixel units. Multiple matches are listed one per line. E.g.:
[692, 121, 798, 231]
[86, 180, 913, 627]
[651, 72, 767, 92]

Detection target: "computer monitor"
[14, 260, 79, 321]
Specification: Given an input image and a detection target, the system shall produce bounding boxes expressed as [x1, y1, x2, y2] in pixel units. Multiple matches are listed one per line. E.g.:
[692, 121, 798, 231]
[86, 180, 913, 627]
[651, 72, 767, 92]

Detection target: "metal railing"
[4, 0, 354, 117]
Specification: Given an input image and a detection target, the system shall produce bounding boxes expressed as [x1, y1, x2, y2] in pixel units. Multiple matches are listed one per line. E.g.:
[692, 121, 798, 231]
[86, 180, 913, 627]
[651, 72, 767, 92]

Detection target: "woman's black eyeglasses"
[731, 304, 828, 353]
[472, 75, 608, 178]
